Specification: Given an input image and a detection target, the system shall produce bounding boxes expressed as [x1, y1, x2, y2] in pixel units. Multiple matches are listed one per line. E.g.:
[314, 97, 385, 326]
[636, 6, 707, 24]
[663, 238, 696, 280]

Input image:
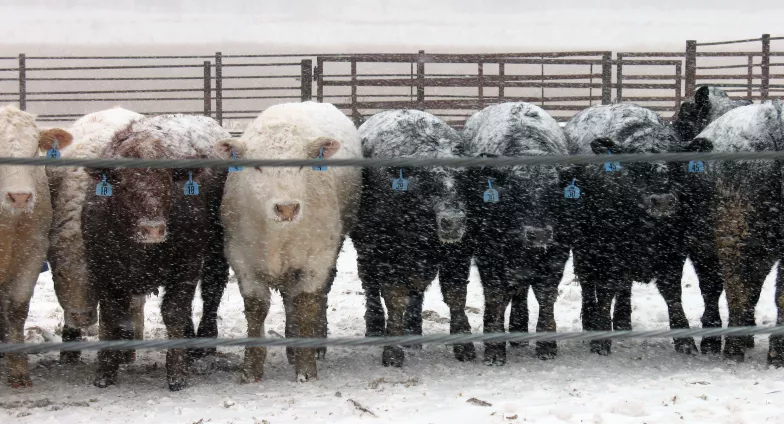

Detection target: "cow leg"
[315, 266, 337, 360]
[291, 290, 321, 381]
[531, 276, 559, 360]
[283, 290, 297, 365]
[508, 285, 530, 349]
[691, 252, 724, 355]
[481, 261, 511, 366]
[723, 258, 769, 362]
[161, 281, 199, 391]
[439, 260, 475, 361]
[591, 282, 615, 356]
[656, 272, 697, 354]
[380, 282, 408, 367]
[5, 275, 36, 388]
[59, 325, 83, 364]
[119, 294, 145, 364]
[612, 282, 632, 331]
[403, 290, 424, 349]
[240, 288, 270, 383]
[192, 258, 228, 359]
[94, 293, 133, 388]
[768, 263, 784, 367]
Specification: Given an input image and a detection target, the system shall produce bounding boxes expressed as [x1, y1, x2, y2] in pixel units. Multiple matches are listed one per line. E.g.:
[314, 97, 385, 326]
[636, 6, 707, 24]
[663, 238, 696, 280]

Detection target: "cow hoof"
[724, 337, 747, 363]
[743, 335, 755, 348]
[168, 382, 187, 392]
[296, 371, 317, 383]
[316, 347, 327, 360]
[120, 350, 137, 364]
[382, 346, 404, 368]
[483, 343, 506, 366]
[240, 370, 263, 384]
[59, 351, 82, 365]
[674, 337, 698, 355]
[454, 343, 476, 362]
[188, 347, 216, 360]
[286, 347, 295, 365]
[8, 376, 33, 388]
[590, 340, 611, 356]
[700, 336, 722, 355]
[403, 343, 423, 350]
[93, 377, 116, 389]
[536, 342, 557, 360]
[768, 351, 784, 368]
[509, 341, 529, 349]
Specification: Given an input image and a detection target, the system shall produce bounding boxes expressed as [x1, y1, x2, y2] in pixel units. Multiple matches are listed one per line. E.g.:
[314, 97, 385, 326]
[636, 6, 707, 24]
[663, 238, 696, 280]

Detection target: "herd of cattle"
[0, 85, 783, 391]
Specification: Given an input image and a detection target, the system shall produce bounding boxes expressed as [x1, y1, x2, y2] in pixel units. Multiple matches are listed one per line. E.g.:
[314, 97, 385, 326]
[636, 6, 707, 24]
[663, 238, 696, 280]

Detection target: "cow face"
[0, 106, 72, 214]
[673, 86, 752, 142]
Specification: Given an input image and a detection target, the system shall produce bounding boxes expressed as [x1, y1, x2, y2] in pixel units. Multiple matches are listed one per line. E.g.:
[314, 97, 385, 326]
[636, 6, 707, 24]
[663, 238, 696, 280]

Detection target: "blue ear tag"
[688, 160, 705, 173]
[604, 151, 621, 172]
[312, 147, 328, 171]
[184, 172, 199, 196]
[564, 178, 581, 199]
[228, 151, 242, 173]
[46, 140, 60, 159]
[392, 169, 409, 191]
[95, 175, 112, 197]
[483, 179, 499, 203]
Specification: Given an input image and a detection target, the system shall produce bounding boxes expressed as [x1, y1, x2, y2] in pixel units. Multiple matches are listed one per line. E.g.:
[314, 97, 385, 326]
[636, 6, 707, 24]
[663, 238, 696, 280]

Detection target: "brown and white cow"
[0, 105, 72, 387]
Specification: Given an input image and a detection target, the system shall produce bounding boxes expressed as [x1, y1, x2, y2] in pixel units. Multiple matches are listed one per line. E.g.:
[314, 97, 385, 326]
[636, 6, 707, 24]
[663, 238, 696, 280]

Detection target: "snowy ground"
[2, 239, 784, 423]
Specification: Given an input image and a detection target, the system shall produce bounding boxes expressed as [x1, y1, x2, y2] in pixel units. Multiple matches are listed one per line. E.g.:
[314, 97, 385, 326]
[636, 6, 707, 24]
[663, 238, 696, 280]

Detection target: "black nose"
[523, 227, 553, 245]
[440, 217, 464, 232]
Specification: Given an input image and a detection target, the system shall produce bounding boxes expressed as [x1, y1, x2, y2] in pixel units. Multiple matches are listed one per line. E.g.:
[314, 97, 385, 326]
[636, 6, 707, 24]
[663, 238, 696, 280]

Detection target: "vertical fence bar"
[601, 52, 612, 105]
[316, 57, 324, 102]
[498, 62, 505, 101]
[350, 58, 359, 125]
[747, 55, 754, 100]
[616, 53, 623, 103]
[203, 61, 212, 117]
[18, 54, 26, 111]
[215, 52, 223, 125]
[674, 62, 682, 110]
[477, 61, 484, 109]
[761, 33, 770, 101]
[301, 59, 313, 102]
[685, 40, 697, 97]
[416, 50, 425, 110]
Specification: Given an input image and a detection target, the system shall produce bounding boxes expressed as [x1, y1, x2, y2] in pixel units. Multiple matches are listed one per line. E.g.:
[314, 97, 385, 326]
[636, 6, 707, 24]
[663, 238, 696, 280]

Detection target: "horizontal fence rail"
[2, 326, 783, 354]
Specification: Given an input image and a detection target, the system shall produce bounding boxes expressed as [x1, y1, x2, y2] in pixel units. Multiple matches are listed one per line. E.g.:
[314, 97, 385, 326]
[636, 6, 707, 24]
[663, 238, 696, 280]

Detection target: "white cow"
[0, 105, 72, 387]
[216, 101, 361, 382]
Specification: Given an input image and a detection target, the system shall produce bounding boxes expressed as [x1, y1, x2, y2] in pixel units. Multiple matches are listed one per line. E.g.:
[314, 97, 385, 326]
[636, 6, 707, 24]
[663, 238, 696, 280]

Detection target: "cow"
[461, 102, 571, 365]
[82, 114, 230, 391]
[683, 100, 784, 365]
[216, 101, 362, 382]
[563, 102, 697, 356]
[0, 105, 72, 387]
[352, 109, 474, 368]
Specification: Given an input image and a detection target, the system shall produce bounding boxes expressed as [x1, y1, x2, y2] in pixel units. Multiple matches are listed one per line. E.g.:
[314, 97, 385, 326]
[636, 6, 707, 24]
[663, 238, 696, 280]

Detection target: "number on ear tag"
[184, 172, 199, 196]
[392, 169, 409, 191]
[312, 147, 328, 171]
[604, 151, 621, 172]
[96, 175, 112, 197]
[564, 178, 581, 199]
[483, 179, 499, 203]
[47, 141, 60, 159]
[688, 160, 705, 173]
[228, 151, 242, 173]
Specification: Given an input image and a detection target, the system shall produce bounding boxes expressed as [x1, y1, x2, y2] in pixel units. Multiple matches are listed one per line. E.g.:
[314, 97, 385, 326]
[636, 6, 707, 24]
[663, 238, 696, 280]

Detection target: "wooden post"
[616, 53, 623, 103]
[601, 52, 612, 105]
[416, 50, 425, 110]
[301, 59, 313, 102]
[685, 40, 697, 97]
[350, 58, 360, 125]
[747, 55, 754, 101]
[761, 33, 770, 101]
[203, 61, 212, 117]
[674, 62, 682, 110]
[18, 54, 26, 111]
[477, 61, 484, 109]
[215, 52, 223, 125]
[498, 62, 505, 101]
[316, 57, 324, 102]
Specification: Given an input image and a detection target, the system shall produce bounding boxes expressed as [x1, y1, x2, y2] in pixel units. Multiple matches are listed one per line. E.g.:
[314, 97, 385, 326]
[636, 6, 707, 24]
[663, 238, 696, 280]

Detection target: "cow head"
[86, 124, 207, 244]
[0, 106, 72, 214]
[216, 128, 341, 224]
[673, 86, 752, 142]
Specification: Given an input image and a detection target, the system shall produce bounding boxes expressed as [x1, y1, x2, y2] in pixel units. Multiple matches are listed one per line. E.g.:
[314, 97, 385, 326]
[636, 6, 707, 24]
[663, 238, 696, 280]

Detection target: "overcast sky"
[0, 1, 779, 50]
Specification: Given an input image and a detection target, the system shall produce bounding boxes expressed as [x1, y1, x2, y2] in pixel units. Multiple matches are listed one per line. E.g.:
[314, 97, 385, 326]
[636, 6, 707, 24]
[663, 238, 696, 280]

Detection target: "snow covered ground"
[3, 239, 784, 423]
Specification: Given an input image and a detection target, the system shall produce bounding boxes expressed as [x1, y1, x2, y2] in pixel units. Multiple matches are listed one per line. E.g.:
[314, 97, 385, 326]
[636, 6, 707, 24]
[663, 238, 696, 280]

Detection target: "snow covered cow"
[0, 105, 72, 387]
[217, 101, 362, 382]
[353, 109, 474, 367]
[683, 100, 784, 365]
[462, 102, 571, 365]
[563, 103, 697, 356]
[82, 114, 230, 390]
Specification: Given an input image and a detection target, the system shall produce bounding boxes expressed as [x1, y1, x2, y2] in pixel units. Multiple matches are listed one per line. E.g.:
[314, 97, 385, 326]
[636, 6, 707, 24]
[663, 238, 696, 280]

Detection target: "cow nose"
[140, 224, 166, 239]
[523, 227, 554, 246]
[7, 192, 31, 209]
[274, 203, 301, 221]
[439, 216, 464, 232]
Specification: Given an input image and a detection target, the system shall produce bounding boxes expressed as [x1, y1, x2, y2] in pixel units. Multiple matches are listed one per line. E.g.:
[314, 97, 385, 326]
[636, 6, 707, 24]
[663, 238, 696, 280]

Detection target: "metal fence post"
[498, 62, 505, 101]
[18, 54, 26, 111]
[747, 55, 754, 101]
[761, 33, 770, 101]
[350, 58, 359, 125]
[674, 62, 682, 110]
[685, 40, 697, 97]
[215, 52, 223, 125]
[301, 59, 313, 102]
[601, 52, 612, 105]
[477, 61, 484, 109]
[316, 57, 324, 103]
[203, 61, 212, 117]
[615, 53, 623, 103]
[416, 50, 425, 110]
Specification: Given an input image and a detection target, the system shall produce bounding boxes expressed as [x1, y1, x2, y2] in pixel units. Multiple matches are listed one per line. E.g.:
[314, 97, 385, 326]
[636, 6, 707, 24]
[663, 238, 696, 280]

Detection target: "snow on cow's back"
[64, 107, 143, 159]
[697, 100, 784, 153]
[462, 102, 567, 157]
[114, 114, 230, 159]
[358, 109, 461, 159]
[243, 101, 361, 159]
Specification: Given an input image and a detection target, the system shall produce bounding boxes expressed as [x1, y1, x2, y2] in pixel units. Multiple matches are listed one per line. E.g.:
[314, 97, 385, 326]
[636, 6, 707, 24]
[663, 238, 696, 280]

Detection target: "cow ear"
[214, 138, 247, 159]
[695, 86, 710, 108]
[309, 137, 342, 159]
[590, 137, 619, 155]
[686, 137, 713, 152]
[39, 128, 73, 151]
